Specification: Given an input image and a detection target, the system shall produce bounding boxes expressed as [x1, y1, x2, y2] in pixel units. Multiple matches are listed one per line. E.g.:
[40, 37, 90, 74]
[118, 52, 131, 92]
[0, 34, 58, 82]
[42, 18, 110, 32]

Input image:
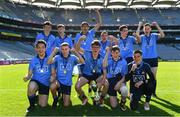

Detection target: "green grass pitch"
[0, 62, 180, 116]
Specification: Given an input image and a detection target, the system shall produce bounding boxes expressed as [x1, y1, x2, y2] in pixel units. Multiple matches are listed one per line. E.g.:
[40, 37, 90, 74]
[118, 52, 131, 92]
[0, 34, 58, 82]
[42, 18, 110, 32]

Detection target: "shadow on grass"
[25, 99, 171, 116]
[151, 96, 180, 114]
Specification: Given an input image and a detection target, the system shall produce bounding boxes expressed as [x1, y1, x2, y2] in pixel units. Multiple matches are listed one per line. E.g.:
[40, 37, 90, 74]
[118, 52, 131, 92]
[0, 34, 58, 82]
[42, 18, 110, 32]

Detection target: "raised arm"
[93, 9, 102, 31]
[102, 47, 110, 85]
[108, 35, 119, 45]
[75, 35, 86, 54]
[47, 47, 59, 64]
[152, 22, 165, 39]
[71, 48, 85, 64]
[103, 47, 110, 68]
[135, 21, 143, 43]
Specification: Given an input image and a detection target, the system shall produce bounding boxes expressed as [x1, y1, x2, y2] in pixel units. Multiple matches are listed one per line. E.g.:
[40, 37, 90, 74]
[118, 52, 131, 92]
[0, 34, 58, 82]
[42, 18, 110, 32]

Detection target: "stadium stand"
[0, 40, 35, 60]
[157, 44, 180, 60]
[1, 1, 180, 25]
[133, 44, 180, 61]
[0, 0, 180, 62]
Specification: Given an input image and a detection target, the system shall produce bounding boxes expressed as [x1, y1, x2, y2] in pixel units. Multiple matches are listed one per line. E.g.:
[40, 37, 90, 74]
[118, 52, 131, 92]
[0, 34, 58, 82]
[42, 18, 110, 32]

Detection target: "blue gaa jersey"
[118, 36, 136, 59]
[140, 33, 159, 58]
[53, 54, 78, 86]
[106, 57, 128, 79]
[82, 51, 103, 75]
[74, 29, 95, 51]
[100, 40, 112, 57]
[55, 35, 73, 48]
[36, 32, 56, 56]
[29, 55, 51, 86]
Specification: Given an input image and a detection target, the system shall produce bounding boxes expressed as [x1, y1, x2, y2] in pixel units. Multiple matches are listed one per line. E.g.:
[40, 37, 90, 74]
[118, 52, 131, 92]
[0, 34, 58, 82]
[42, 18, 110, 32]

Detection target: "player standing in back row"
[137, 21, 165, 97]
[35, 21, 56, 56]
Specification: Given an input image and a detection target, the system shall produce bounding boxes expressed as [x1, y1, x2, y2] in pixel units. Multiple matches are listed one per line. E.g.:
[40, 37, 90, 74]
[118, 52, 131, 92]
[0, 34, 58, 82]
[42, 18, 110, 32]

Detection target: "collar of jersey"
[37, 53, 47, 59]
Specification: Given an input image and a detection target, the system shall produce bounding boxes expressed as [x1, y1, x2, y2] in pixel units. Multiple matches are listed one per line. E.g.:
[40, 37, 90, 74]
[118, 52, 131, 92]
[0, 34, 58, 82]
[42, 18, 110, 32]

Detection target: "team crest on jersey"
[110, 66, 122, 75]
[59, 63, 72, 71]
[36, 66, 49, 73]
[132, 75, 145, 83]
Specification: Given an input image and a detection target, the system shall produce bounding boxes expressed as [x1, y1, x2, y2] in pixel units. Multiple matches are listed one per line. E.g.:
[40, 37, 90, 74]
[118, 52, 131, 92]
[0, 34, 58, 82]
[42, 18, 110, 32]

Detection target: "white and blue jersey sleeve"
[29, 59, 34, 71]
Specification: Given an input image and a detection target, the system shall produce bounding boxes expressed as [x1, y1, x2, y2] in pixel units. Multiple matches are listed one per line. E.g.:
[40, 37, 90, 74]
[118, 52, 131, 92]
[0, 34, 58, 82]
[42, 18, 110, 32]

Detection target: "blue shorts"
[107, 77, 121, 96]
[143, 58, 158, 67]
[82, 73, 101, 83]
[30, 79, 49, 95]
[58, 81, 71, 95]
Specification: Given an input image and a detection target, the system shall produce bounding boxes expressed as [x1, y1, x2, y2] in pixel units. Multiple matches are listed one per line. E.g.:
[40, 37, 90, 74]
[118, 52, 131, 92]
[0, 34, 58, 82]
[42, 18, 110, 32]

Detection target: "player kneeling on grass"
[126, 50, 155, 112]
[47, 42, 84, 107]
[103, 46, 128, 111]
[75, 37, 109, 106]
[23, 40, 55, 112]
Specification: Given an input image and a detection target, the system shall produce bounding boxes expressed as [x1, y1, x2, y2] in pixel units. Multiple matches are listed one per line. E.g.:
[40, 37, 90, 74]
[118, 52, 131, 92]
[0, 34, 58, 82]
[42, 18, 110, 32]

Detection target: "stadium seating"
[157, 44, 180, 60]
[133, 44, 180, 60]
[0, 39, 179, 61]
[1, 1, 180, 25]
[0, 1, 180, 61]
[0, 40, 35, 60]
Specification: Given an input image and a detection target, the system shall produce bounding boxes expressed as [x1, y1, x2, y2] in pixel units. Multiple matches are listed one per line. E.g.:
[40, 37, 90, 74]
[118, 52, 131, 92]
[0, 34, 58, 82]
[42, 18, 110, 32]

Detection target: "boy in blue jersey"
[74, 10, 102, 98]
[88, 31, 118, 95]
[108, 25, 140, 64]
[55, 24, 73, 49]
[137, 22, 165, 97]
[75, 38, 109, 106]
[118, 25, 140, 64]
[47, 42, 84, 107]
[125, 50, 155, 111]
[35, 21, 56, 56]
[23, 40, 55, 112]
[100, 31, 118, 57]
[74, 9, 102, 53]
[103, 45, 128, 111]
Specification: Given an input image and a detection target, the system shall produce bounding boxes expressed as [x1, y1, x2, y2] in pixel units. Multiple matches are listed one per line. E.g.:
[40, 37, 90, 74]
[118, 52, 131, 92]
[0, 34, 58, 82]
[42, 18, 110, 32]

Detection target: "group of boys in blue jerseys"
[23, 10, 165, 113]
